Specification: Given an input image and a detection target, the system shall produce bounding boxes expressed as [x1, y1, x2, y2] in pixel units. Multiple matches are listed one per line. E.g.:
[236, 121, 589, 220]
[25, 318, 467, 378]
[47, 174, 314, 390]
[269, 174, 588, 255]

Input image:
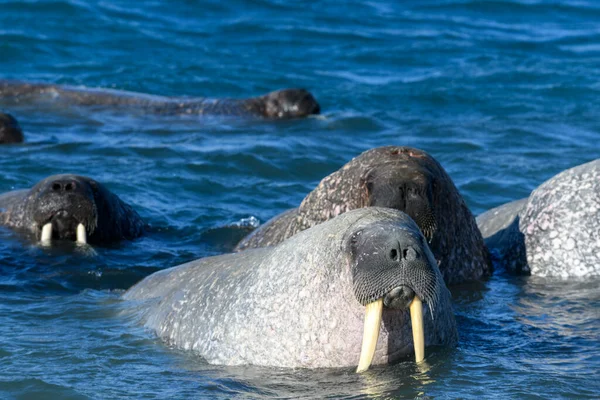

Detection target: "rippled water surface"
[1, 0, 599, 398]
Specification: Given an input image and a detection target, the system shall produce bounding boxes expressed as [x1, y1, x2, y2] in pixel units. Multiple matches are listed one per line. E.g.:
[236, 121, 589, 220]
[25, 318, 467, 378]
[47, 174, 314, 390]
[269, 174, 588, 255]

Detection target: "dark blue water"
[1, 0, 599, 398]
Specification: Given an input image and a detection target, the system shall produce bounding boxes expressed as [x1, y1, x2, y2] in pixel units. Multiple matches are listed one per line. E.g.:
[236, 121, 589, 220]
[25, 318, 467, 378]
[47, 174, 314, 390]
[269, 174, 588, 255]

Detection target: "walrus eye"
[350, 230, 363, 245]
[347, 229, 365, 258]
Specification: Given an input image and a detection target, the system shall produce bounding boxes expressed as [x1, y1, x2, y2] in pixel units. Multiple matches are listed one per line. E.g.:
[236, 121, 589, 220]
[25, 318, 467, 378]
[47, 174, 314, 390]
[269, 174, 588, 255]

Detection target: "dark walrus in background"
[0, 174, 146, 245]
[0, 80, 320, 119]
[235, 146, 492, 285]
[0, 111, 24, 144]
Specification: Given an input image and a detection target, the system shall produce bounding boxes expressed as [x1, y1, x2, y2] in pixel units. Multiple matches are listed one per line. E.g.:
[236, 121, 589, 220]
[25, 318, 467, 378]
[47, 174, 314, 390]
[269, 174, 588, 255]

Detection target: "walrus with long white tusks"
[124, 207, 457, 371]
[0, 174, 146, 245]
[0, 80, 320, 120]
[235, 146, 492, 285]
[477, 158, 600, 277]
[0, 111, 24, 144]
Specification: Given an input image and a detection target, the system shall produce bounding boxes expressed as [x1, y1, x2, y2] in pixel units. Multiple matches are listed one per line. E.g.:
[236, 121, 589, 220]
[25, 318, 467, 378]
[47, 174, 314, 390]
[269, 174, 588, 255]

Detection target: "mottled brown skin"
[0, 80, 320, 119]
[235, 146, 492, 285]
[0, 174, 146, 244]
[0, 112, 24, 144]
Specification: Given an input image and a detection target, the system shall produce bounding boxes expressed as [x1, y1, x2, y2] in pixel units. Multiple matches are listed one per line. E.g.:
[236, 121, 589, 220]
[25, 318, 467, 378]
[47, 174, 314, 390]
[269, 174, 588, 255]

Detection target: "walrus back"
[0, 79, 267, 117]
[234, 208, 299, 251]
[0, 189, 29, 227]
[476, 198, 528, 240]
[124, 222, 354, 367]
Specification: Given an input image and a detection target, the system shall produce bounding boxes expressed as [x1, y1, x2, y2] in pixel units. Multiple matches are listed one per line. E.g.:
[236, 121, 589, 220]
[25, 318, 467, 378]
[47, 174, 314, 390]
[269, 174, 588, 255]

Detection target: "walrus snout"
[347, 219, 440, 308]
[383, 285, 416, 309]
[49, 178, 79, 193]
[350, 216, 440, 372]
[31, 175, 98, 243]
[45, 210, 85, 241]
[0, 112, 24, 144]
[294, 89, 321, 116]
[262, 88, 320, 119]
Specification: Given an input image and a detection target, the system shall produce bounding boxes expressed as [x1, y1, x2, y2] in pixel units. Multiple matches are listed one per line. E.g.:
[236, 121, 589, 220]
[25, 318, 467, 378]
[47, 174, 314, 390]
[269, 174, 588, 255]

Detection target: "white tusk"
[41, 223, 53, 243]
[76, 223, 87, 244]
[356, 298, 383, 373]
[409, 296, 425, 363]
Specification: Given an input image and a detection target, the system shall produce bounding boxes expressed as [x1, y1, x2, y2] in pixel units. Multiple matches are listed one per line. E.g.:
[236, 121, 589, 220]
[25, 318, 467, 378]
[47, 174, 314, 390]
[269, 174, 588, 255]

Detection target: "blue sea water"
[0, 0, 599, 398]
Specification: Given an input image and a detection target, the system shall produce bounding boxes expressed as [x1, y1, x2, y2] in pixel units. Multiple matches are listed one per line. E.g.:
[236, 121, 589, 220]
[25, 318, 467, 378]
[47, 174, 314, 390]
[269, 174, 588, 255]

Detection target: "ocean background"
[0, 0, 599, 398]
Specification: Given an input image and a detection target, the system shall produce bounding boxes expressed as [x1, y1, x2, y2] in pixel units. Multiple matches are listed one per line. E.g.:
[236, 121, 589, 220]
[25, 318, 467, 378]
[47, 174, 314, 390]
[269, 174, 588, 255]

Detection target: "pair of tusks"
[40, 222, 87, 244]
[356, 297, 424, 373]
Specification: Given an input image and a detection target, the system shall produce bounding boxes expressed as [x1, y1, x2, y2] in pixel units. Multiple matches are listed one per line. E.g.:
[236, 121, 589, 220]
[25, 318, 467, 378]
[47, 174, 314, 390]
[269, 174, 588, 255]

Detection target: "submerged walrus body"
[124, 208, 458, 370]
[0, 111, 23, 144]
[0, 80, 320, 119]
[477, 159, 600, 277]
[0, 174, 146, 245]
[235, 146, 492, 285]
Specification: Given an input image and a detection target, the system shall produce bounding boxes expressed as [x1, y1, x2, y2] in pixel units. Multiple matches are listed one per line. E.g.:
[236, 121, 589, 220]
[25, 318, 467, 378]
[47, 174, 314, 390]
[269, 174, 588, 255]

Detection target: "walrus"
[0, 111, 24, 144]
[0, 80, 320, 119]
[235, 146, 492, 285]
[124, 207, 458, 370]
[477, 159, 600, 277]
[0, 174, 146, 245]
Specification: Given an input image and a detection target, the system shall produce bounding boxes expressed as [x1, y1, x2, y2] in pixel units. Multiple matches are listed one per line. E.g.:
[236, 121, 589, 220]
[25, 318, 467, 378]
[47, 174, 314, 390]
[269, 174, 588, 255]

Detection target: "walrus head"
[24, 174, 142, 244]
[361, 148, 439, 242]
[258, 88, 320, 119]
[0, 112, 24, 144]
[344, 217, 443, 372]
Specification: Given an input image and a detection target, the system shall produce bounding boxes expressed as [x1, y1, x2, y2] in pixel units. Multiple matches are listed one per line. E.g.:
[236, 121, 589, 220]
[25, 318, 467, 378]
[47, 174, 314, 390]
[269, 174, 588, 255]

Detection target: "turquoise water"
[1, 0, 599, 398]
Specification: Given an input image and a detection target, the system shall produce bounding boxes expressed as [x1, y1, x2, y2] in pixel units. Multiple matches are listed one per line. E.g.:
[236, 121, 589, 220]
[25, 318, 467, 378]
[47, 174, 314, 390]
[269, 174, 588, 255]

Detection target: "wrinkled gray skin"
[0, 80, 320, 119]
[124, 208, 458, 369]
[477, 159, 600, 277]
[0, 111, 23, 144]
[235, 146, 492, 285]
[0, 174, 146, 244]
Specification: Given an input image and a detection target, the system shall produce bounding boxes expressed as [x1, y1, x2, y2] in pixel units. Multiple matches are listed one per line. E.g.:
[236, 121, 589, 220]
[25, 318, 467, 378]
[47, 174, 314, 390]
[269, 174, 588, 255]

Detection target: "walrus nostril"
[403, 247, 419, 261]
[50, 179, 79, 193]
[389, 248, 398, 261]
